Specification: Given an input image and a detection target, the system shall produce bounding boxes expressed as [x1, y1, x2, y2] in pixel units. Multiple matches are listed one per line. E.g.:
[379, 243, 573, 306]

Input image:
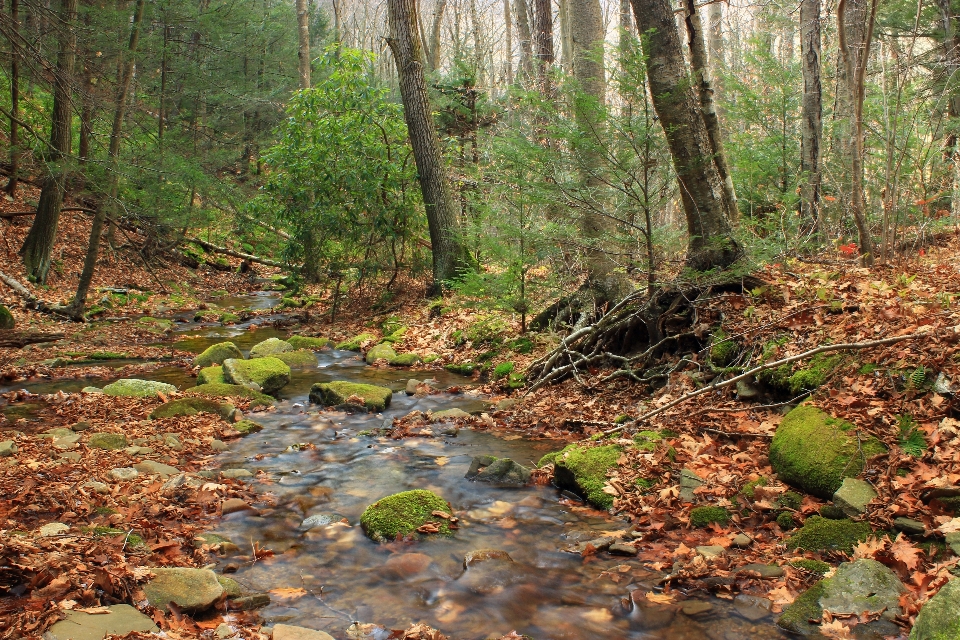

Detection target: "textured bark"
[799, 0, 822, 232]
[504, 0, 513, 81]
[684, 0, 738, 223]
[514, 0, 534, 79]
[20, 0, 77, 284]
[559, 0, 573, 69]
[837, 0, 877, 264]
[533, 0, 554, 89]
[706, 1, 724, 115]
[5, 0, 19, 196]
[427, 0, 446, 71]
[630, 0, 740, 271]
[937, 0, 960, 215]
[386, 0, 474, 288]
[296, 0, 311, 89]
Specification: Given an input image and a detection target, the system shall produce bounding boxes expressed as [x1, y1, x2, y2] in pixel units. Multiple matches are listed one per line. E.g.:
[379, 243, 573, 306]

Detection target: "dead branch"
[0, 207, 97, 218]
[186, 237, 289, 269]
[0, 270, 77, 319]
[0, 330, 64, 347]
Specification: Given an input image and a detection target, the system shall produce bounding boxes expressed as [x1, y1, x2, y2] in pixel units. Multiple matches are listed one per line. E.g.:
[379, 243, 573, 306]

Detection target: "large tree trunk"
[4, 0, 20, 197]
[630, 0, 741, 271]
[514, 0, 534, 79]
[296, 0, 311, 89]
[838, 0, 878, 265]
[66, 0, 146, 318]
[504, 0, 513, 82]
[683, 0, 738, 223]
[533, 0, 553, 91]
[937, 0, 960, 216]
[799, 0, 823, 233]
[386, 0, 475, 290]
[427, 0, 446, 71]
[20, 0, 77, 284]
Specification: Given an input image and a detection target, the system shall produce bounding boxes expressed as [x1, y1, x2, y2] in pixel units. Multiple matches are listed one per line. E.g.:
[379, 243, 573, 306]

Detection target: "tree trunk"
[683, 0, 738, 223]
[386, 0, 475, 290]
[297, 0, 311, 89]
[799, 0, 822, 234]
[66, 0, 146, 317]
[514, 0, 534, 79]
[630, 0, 741, 271]
[838, 0, 878, 265]
[20, 0, 77, 284]
[504, 0, 513, 82]
[533, 0, 553, 90]
[937, 0, 960, 216]
[427, 0, 446, 71]
[5, 0, 20, 197]
[559, 0, 573, 70]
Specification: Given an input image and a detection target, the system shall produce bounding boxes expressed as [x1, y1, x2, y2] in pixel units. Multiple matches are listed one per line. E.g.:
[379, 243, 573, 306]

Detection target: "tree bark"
[66, 0, 146, 318]
[297, 0, 311, 89]
[799, 0, 823, 233]
[386, 0, 475, 290]
[504, 0, 513, 82]
[5, 0, 19, 197]
[514, 0, 534, 79]
[937, 0, 960, 216]
[684, 0, 738, 223]
[427, 0, 446, 71]
[630, 0, 741, 271]
[533, 0, 554, 90]
[20, 0, 77, 284]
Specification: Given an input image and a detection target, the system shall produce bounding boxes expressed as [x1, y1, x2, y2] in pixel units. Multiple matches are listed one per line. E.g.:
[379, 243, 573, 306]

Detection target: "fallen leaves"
[267, 587, 308, 600]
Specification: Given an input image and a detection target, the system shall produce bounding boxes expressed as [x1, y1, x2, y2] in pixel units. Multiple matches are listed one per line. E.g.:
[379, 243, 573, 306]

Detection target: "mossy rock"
[278, 297, 303, 309]
[777, 581, 825, 635]
[309, 381, 392, 412]
[381, 316, 404, 335]
[493, 362, 515, 380]
[690, 506, 730, 527]
[366, 343, 398, 364]
[186, 383, 275, 408]
[102, 379, 177, 398]
[422, 354, 440, 364]
[910, 578, 960, 640]
[272, 350, 318, 367]
[222, 357, 290, 394]
[89, 433, 128, 450]
[0, 304, 15, 330]
[544, 444, 621, 510]
[761, 353, 845, 394]
[335, 333, 377, 351]
[770, 405, 887, 499]
[710, 330, 737, 366]
[249, 337, 293, 359]
[776, 511, 796, 529]
[287, 335, 329, 350]
[360, 489, 452, 542]
[150, 398, 235, 421]
[445, 362, 476, 375]
[232, 419, 265, 436]
[787, 516, 873, 553]
[197, 365, 226, 385]
[390, 353, 421, 367]
[138, 316, 173, 332]
[219, 313, 240, 324]
[379, 327, 407, 344]
[193, 342, 242, 368]
[790, 558, 832, 576]
[508, 337, 534, 354]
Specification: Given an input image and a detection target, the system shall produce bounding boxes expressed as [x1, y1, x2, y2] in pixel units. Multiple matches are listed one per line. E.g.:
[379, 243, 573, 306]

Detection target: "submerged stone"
[464, 456, 530, 485]
[309, 381, 392, 412]
[46, 604, 157, 640]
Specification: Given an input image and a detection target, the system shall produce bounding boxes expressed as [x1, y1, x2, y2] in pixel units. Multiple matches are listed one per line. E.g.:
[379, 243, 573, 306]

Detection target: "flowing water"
[4, 306, 789, 639]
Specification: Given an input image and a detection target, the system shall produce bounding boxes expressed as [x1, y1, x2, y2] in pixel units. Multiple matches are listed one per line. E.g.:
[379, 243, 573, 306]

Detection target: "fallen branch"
[0, 207, 97, 219]
[0, 330, 65, 348]
[186, 237, 289, 269]
[599, 330, 934, 437]
[0, 270, 77, 319]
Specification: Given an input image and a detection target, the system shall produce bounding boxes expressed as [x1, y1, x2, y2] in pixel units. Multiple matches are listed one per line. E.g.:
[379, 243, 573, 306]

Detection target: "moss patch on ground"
[690, 506, 730, 527]
[360, 489, 452, 542]
[544, 443, 622, 509]
[769, 405, 887, 498]
[787, 516, 873, 553]
[309, 381, 393, 412]
[710, 330, 738, 366]
[186, 383, 275, 408]
[790, 559, 832, 575]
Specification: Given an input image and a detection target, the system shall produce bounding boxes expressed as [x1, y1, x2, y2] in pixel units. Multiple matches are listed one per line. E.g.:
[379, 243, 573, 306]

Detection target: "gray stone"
[222, 498, 256, 515]
[608, 543, 638, 556]
[736, 379, 761, 399]
[216, 623, 236, 639]
[681, 601, 714, 616]
[696, 545, 725, 559]
[222, 357, 291, 394]
[820, 559, 905, 618]
[109, 467, 138, 481]
[210, 439, 229, 451]
[230, 593, 271, 610]
[833, 478, 878, 517]
[133, 461, 179, 477]
[81, 386, 103, 394]
[0, 440, 17, 457]
[249, 337, 293, 359]
[46, 604, 158, 640]
[221, 468, 253, 479]
[680, 468, 705, 503]
[737, 563, 785, 579]
[89, 433, 128, 450]
[58, 452, 81, 462]
[299, 513, 347, 530]
[405, 379, 422, 395]
[734, 595, 772, 622]
[431, 408, 471, 421]
[465, 456, 530, 485]
[893, 517, 926, 536]
[102, 379, 177, 398]
[946, 532, 960, 556]
[40, 428, 74, 439]
[39, 522, 70, 537]
[732, 534, 753, 548]
[143, 567, 224, 613]
[365, 343, 397, 364]
[910, 578, 960, 640]
[70, 421, 91, 432]
[934, 372, 955, 397]
[52, 433, 81, 449]
[271, 624, 335, 640]
[83, 481, 110, 494]
[163, 433, 183, 450]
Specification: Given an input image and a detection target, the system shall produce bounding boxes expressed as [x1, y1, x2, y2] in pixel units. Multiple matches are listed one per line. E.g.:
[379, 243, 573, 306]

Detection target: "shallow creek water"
[7, 306, 789, 639]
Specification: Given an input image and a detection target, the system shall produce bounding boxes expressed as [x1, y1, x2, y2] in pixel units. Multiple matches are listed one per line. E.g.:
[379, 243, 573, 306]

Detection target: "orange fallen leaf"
[268, 587, 308, 600]
[644, 591, 675, 604]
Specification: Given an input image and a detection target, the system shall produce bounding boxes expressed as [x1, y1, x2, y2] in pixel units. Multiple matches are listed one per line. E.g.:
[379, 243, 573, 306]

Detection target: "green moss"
[770, 405, 887, 498]
[422, 354, 439, 364]
[508, 337, 534, 354]
[222, 357, 291, 394]
[150, 398, 234, 420]
[287, 336, 329, 350]
[137, 316, 173, 331]
[939, 496, 960, 515]
[366, 343, 398, 364]
[787, 516, 873, 553]
[102, 379, 177, 398]
[89, 433, 128, 450]
[193, 342, 243, 368]
[381, 316, 405, 335]
[186, 383, 275, 408]
[273, 350, 319, 367]
[278, 296, 304, 309]
[910, 577, 960, 640]
[445, 362, 476, 375]
[309, 381, 393, 412]
[778, 491, 803, 511]
[232, 419, 264, 435]
[248, 338, 293, 359]
[819, 504, 847, 519]
[467, 315, 508, 346]
[0, 304, 15, 329]
[859, 363, 879, 375]
[506, 373, 525, 389]
[635, 477, 655, 490]
[777, 581, 825, 634]
[197, 365, 226, 385]
[740, 476, 768, 499]
[789, 559, 832, 576]
[633, 430, 664, 452]
[690, 506, 730, 528]
[389, 353, 421, 367]
[360, 489, 452, 542]
[710, 330, 738, 366]
[786, 353, 845, 394]
[335, 333, 377, 351]
[777, 512, 796, 529]
[88, 351, 128, 360]
[380, 327, 407, 344]
[538, 451, 560, 467]
[219, 313, 240, 324]
[494, 362, 515, 380]
[549, 444, 622, 509]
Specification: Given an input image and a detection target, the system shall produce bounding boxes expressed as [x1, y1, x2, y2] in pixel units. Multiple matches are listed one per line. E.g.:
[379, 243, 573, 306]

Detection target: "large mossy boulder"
[186, 383, 275, 408]
[102, 379, 177, 398]
[911, 578, 960, 640]
[360, 489, 452, 542]
[335, 333, 377, 351]
[769, 405, 887, 498]
[193, 341, 242, 368]
[820, 559, 904, 618]
[143, 567, 224, 613]
[787, 515, 872, 553]
[287, 335, 329, 350]
[249, 337, 293, 359]
[366, 343, 398, 364]
[273, 350, 318, 367]
[0, 304, 15, 330]
[309, 381, 392, 412]
[150, 397, 235, 420]
[539, 443, 621, 509]
[390, 353, 421, 367]
[197, 365, 226, 385]
[222, 357, 290, 394]
[777, 581, 826, 635]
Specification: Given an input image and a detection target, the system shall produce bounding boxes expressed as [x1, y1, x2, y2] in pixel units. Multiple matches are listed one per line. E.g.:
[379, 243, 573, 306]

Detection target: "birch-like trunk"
[799, 0, 823, 234]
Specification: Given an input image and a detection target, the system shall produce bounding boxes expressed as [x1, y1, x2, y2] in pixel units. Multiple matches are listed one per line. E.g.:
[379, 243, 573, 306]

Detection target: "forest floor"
[0, 213, 958, 639]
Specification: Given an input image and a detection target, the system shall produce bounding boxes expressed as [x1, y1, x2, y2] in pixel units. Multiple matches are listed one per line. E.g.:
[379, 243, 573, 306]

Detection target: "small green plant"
[690, 506, 730, 527]
[494, 361, 515, 380]
[907, 366, 928, 389]
[508, 336, 534, 354]
[897, 414, 927, 458]
[506, 372, 525, 389]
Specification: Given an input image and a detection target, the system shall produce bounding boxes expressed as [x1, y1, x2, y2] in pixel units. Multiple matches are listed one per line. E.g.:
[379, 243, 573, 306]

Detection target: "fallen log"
[186, 237, 289, 269]
[0, 270, 77, 319]
[0, 330, 64, 348]
[0, 207, 97, 219]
